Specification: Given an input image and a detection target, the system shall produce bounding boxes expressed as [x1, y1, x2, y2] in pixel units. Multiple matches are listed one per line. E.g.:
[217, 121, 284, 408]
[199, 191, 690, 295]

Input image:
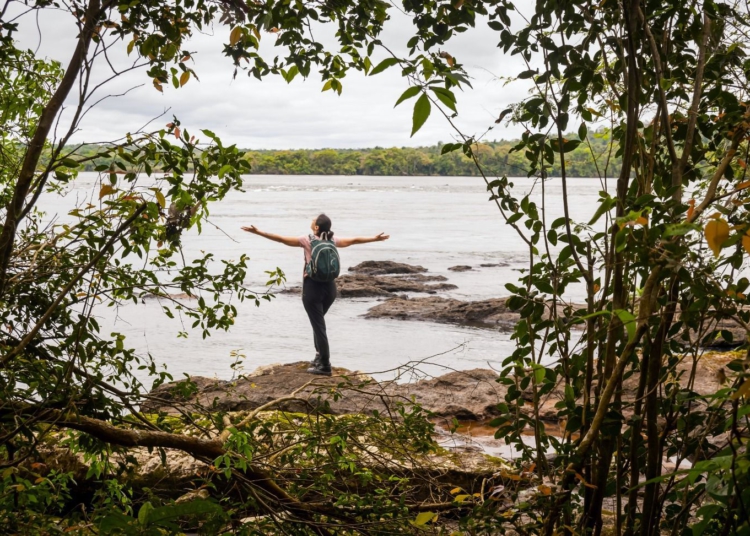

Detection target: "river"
[39, 173, 612, 383]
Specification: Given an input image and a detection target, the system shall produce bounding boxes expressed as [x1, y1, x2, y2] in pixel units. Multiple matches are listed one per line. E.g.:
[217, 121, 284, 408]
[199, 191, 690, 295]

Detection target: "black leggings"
[302, 278, 337, 365]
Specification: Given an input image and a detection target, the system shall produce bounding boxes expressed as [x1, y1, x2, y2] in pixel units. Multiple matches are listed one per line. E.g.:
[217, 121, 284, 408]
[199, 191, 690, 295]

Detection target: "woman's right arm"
[241, 225, 300, 247]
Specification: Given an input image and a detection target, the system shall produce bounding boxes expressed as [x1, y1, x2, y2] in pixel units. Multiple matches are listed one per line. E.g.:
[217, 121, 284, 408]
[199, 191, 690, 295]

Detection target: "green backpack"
[305, 234, 341, 282]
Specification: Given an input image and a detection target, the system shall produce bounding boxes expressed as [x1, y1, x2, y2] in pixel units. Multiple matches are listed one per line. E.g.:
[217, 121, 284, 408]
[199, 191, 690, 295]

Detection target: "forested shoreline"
[63, 132, 620, 177]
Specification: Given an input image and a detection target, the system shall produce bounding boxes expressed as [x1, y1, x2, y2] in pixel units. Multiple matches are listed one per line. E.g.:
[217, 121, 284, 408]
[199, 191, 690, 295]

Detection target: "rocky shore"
[144, 354, 739, 427]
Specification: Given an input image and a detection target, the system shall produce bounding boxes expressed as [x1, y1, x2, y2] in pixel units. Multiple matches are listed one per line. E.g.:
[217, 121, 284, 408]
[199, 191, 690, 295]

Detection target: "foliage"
[387, 0, 750, 535]
[4, 0, 750, 534]
[0, 0, 488, 533]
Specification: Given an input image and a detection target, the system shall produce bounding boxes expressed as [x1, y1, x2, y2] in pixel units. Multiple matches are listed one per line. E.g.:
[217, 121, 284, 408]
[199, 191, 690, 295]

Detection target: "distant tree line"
[63, 131, 620, 178]
[243, 133, 619, 177]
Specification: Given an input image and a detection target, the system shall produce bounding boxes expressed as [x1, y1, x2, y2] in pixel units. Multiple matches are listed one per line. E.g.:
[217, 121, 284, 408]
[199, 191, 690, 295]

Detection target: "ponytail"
[316, 214, 334, 240]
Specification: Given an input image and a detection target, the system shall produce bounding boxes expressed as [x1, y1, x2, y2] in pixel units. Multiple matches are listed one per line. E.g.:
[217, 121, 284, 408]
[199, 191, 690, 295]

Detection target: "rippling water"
[39, 174, 612, 382]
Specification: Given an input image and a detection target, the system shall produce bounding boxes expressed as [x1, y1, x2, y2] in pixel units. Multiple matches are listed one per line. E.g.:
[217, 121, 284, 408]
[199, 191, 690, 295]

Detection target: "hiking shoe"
[307, 363, 332, 376]
[310, 352, 321, 366]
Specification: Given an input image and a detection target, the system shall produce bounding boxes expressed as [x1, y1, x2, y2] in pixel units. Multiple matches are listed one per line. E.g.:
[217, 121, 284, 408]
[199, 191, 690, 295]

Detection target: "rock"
[348, 260, 427, 275]
[448, 265, 473, 272]
[338, 274, 457, 297]
[392, 369, 508, 422]
[280, 272, 457, 298]
[695, 319, 747, 349]
[144, 362, 509, 423]
[479, 262, 509, 268]
[364, 296, 517, 329]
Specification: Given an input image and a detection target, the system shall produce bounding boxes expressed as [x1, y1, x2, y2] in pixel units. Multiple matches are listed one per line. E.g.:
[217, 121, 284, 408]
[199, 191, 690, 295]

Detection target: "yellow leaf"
[174, 127, 181, 140]
[414, 512, 437, 526]
[705, 218, 730, 257]
[500, 470, 522, 481]
[737, 180, 750, 190]
[99, 185, 117, 199]
[179, 71, 190, 87]
[127, 39, 135, 55]
[322, 80, 333, 92]
[454, 494, 471, 503]
[153, 79, 163, 93]
[687, 199, 696, 220]
[636, 215, 648, 226]
[229, 26, 243, 46]
[252, 26, 261, 41]
[732, 378, 750, 400]
[155, 190, 166, 209]
[450, 487, 462, 495]
[538, 484, 552, 496]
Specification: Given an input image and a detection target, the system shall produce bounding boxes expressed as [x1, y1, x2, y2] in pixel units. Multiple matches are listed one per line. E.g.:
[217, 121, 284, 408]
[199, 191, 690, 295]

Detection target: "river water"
[39, 173, 612, 383]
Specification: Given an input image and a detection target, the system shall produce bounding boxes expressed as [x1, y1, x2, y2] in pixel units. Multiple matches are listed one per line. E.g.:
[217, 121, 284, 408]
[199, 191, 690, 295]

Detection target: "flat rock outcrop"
[364, 296, 517, 329]
[143, 351, 739, 425]
[143, 362, 508, 422]
[282, 261, 457, 298]
[448, 265, 473, 272]
[348, 260, 427, 275]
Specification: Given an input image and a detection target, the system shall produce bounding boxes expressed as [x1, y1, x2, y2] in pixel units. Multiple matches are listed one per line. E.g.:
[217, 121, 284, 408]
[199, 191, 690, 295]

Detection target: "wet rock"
[479, 262, 509, 268]
[348, 260, 428, 275]
[280, 272, 457, 298]
[448, 265, 473, 272]
[338, 274, 457, 297]
[364, 296, 517, 330]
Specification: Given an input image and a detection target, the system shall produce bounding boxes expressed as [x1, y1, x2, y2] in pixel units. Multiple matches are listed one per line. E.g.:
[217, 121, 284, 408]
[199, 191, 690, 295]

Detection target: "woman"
[242, 214, 389, 376]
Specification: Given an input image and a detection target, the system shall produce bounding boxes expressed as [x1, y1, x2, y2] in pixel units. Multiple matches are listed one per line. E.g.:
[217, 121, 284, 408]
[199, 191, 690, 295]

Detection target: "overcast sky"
[11, 3, 532, 150]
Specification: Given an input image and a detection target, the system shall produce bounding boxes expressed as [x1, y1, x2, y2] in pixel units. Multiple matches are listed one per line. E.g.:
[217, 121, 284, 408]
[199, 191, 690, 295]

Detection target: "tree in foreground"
[4, 0, 750, 534]
[386, 0, 750, 535]
[0, 0, 469, 533]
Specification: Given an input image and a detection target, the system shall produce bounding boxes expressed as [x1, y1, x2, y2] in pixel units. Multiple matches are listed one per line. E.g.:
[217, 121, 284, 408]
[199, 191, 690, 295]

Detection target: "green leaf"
[693, 504, 723, 536]
[147, 500, 222, 524]
[578, 122, 587, 140]
[411, 93, 431, 137]
[588, 196, 616, 225]
[284, 65, 299, 84]
[138, 501, 154, 525]
[369, 57, 399, 76]
[430, 87, 457, 112]
[60, 157, 79, 168]
[441, 143, 461, 154]
[663, 222, 700, 237]
[532, 364, 546, 384]
[614, 309, 636, 343]
[395, 86, 421, 107]
[322, 80, 333, 92]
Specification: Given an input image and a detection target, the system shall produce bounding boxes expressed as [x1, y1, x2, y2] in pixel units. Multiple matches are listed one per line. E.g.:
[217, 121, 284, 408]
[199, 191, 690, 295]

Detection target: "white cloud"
[11, 3, 532, 149]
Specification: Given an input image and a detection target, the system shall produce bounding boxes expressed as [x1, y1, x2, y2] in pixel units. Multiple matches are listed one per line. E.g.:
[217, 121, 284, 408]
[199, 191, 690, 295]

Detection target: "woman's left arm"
[336, 233, 390, 248]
